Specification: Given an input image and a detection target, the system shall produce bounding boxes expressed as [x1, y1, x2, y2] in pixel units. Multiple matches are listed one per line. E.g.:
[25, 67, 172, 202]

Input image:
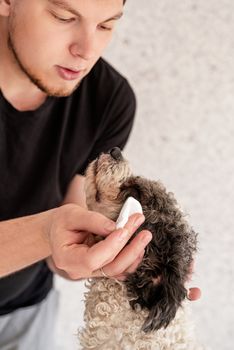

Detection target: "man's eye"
[51, 12, 75, 23]
[99, 25, 113, 31]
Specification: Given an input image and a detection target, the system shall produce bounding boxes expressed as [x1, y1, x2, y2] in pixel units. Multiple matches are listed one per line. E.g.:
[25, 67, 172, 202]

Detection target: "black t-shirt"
[0, 58, 136, 315]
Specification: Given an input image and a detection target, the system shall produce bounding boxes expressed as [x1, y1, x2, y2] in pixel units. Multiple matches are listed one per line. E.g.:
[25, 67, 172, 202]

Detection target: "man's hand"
[188, 287, 201, 301]
[46, 203, 201, 301]
[186, 260, 202, 301]
[46, 204, 151, 280]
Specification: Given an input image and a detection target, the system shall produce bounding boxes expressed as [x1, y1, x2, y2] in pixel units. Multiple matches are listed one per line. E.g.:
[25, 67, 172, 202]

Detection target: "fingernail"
[187, 289, 191, 300]
[118, 228, 129, 241]
[105, 221, 116, 232]
[141, 232, 152, 244]
[134, 214, 145, 227]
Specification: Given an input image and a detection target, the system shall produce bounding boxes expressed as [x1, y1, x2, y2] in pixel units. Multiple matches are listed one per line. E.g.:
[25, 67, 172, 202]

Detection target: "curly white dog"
[78, 148, 204, 350]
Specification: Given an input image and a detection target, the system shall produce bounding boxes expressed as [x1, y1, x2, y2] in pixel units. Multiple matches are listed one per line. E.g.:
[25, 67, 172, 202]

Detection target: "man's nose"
[69, 31, 96, 61]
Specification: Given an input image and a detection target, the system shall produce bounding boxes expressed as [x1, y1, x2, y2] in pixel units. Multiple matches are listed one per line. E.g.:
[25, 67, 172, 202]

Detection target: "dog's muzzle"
[109, 147, 124, 161]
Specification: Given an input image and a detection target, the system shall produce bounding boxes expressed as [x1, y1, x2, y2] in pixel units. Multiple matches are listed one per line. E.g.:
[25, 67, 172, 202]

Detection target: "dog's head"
[85, 147, 198, 332]
[85, 147, 132, 220]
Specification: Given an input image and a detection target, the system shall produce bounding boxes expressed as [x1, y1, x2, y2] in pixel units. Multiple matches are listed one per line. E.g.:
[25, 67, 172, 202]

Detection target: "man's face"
[5, 0, 123, 96]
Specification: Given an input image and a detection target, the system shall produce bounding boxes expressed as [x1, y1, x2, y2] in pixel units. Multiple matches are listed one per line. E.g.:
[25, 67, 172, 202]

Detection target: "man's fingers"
[51, 207, 149, 279]
[64, 213, 146, 277]
[97, 230, 151, 278]
[87, 214, 146, 268]
[53, 215, 146, 278]
[125, 249, 145, 273]
[58, 204, 117, 237]
[104, 249, 145, 281]
[187, 287, 201, 301]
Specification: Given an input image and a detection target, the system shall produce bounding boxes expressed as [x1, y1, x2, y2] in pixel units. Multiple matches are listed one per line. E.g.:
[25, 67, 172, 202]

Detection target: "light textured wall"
[55, 1, 234, 349]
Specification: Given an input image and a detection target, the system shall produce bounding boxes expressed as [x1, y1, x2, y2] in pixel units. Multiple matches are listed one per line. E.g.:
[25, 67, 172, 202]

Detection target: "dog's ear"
[128, 272, 187, 332]
[126, 252, 189, 332]
[141, 281, 187, 332]
[119, 176, 143, 202]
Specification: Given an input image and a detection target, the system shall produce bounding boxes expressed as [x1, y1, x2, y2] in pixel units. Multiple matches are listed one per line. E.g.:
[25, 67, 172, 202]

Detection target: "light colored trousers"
[0, 289, 59, 350]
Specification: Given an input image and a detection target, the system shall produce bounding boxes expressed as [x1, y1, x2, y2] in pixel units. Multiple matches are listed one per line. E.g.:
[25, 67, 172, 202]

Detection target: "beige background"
[55, 1, 234, 349]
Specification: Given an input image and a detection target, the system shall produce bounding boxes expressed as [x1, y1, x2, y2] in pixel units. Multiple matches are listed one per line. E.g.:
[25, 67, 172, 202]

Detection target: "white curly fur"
[78, 278, 204, 350]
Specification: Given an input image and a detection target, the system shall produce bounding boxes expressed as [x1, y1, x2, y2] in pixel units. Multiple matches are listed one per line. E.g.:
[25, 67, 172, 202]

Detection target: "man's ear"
[0, 0, 11, 16]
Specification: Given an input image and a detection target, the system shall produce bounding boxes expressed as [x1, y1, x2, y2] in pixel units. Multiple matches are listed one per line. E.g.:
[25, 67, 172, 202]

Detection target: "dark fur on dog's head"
[85, 148, 198, 333]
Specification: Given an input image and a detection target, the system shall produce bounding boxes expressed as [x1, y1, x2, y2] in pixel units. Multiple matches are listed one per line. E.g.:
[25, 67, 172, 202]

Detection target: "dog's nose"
[109, 147, 123, 161]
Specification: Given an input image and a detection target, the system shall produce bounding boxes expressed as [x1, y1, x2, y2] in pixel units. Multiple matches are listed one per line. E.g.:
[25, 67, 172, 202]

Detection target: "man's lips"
[56, 65, 84, 81]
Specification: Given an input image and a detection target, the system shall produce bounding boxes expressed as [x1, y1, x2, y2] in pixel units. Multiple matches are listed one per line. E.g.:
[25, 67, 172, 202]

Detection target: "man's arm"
[0, 209, 53, 277]
[46, 174, 87, 278]
[0, 175, 85, 278]
[62, 174, 87, 207]
[0, 179, 150, 281]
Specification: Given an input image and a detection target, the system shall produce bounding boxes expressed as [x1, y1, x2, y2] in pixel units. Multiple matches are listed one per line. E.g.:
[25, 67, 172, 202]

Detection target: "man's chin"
[46, 86, 80, 97]
[37, 79, 82, 97]
[18, 65, 83, 97]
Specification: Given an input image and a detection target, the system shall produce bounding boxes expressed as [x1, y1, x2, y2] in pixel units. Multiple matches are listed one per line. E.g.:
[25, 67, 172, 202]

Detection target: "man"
[0, 0, 200, 349]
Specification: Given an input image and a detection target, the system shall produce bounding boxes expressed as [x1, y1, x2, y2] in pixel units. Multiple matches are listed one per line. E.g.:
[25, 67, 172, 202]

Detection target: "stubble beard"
[7, 30, 82, 98]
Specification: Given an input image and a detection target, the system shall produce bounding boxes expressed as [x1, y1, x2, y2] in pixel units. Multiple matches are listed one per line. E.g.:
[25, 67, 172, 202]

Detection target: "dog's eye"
[95, 190, 101, 202]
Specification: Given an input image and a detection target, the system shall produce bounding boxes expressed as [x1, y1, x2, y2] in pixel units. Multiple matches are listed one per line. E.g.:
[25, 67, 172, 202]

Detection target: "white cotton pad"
[116, 196, 143, 229]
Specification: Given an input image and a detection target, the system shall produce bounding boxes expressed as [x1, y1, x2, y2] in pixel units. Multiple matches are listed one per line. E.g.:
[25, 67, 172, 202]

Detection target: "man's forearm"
[1, 176, 86, 279]
[0, 209, 54, 278]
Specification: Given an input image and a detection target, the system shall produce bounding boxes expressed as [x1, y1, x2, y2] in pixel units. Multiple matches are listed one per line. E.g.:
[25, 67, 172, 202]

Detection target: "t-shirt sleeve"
[79, 78, 136, 175]
[95, 78, 136, 155]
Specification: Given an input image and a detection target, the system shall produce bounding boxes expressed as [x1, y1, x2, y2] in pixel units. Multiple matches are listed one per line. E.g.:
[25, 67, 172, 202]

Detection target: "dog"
[79, 147, 201, 349]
